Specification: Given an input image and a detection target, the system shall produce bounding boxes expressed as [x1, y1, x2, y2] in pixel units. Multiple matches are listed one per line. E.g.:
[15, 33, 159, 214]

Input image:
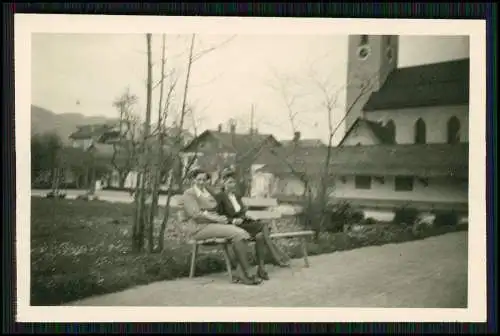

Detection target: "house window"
[385, 119, 396, 144]
[395, 176, 414, 191]
[355, 175, 371, 189]
[447, 116, 461, 144]
[359, 35, 369, 46]
[414, 118, 427, 144]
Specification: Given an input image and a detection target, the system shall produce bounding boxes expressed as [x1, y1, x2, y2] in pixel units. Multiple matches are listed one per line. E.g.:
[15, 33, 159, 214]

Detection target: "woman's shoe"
[271, 258, 291, 268]
[277, 260, 291, 268]
[232, 274, 262, 285]
[257, 268, 270, 280]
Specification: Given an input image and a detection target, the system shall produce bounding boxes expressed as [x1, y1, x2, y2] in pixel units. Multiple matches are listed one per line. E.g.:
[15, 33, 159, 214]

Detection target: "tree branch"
[191, 35, 237, 63]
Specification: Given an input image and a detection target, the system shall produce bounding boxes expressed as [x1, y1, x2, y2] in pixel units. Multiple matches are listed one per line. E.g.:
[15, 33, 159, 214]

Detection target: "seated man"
[215, 169, 291, 281]
[182, 167, 262, 285]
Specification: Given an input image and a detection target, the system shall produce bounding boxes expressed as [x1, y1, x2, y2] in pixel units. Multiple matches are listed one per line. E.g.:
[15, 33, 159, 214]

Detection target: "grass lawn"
[31, 197, 204, 305]
[30, 197, 467, 306]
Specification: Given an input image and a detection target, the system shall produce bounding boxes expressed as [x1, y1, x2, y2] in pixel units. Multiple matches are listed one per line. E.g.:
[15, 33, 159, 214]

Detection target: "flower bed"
[30, 198, 467, 305]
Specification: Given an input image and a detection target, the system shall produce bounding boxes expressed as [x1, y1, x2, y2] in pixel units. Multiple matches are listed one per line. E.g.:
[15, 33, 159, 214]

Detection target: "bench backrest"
[175, 195, 281, 222]
[242, 197, 281, 221]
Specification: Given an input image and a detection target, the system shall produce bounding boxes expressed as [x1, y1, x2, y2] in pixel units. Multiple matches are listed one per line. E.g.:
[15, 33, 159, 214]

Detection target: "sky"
[31, 34, 469, 144]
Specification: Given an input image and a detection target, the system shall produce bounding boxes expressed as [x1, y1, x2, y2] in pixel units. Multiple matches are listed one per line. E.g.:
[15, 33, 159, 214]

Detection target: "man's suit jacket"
[215, 190, 248, 222]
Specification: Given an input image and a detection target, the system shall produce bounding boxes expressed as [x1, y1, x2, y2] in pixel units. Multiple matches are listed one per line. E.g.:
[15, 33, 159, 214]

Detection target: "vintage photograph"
[16, 15, 486, 322]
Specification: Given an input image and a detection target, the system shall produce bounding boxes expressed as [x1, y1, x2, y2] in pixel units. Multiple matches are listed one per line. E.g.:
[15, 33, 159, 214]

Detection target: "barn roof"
[183, 130, 280, 155]
[257, 143, 469, 178]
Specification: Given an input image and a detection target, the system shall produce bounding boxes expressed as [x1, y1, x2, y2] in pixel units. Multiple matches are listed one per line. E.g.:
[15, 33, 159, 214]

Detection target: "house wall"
[341, 122, 381, 146]
[251, 170, 273, 198]
[268, 173, 468, 212]
[364, 104, 469, 144]
[274, 175, 306, 196]
[124, 171, 139, 190]
[72, 139, 93, 149]
[331, 175, 468, 207]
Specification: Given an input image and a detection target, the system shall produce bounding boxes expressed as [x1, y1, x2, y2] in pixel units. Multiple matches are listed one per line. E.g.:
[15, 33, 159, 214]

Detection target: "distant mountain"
[31, 105, 118, 144]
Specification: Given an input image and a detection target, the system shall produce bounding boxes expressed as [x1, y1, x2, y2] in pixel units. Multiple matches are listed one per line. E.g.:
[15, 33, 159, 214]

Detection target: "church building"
[330, 34, 469, 214]
[256, 35, 469, 217]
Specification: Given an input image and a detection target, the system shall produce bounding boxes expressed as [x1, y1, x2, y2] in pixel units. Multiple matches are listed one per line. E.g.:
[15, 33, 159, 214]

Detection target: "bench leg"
[301, 238, 309, 268]
[222, 243, 233, 283]
[189, 243, 199, 278]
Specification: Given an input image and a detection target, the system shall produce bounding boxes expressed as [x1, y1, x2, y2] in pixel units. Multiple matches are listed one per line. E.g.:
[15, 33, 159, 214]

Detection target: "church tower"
[344, 35, 399, 134]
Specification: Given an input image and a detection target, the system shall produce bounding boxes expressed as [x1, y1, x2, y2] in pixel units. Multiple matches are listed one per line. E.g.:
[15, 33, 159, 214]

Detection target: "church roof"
[363, 58, 470, 112]
[257, 143, 469, 178]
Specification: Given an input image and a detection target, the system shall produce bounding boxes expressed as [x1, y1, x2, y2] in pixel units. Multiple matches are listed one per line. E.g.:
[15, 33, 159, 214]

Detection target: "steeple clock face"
[357, 45, 371, 61]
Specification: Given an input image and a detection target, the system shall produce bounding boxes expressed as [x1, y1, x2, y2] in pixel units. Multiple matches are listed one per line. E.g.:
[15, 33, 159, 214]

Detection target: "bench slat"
[246, 210, 281, 220]
[269, 231, 315, 239]
[242, 197, 278, 208]
[189, 230, 315, 245]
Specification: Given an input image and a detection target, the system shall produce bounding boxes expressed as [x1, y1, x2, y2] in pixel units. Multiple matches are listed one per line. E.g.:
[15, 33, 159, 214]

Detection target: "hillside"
[31, 105, 118, 144]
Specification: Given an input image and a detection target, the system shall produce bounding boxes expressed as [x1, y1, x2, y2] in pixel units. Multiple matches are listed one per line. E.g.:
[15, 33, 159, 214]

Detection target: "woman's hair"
[189, 168, 209, 181]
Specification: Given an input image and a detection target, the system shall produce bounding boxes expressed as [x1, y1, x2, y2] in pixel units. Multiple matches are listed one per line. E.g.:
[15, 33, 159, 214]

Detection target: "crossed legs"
[193, 223, 261, 285]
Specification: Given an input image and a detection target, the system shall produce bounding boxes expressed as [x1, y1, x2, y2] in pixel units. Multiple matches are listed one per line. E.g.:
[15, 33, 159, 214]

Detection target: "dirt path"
[68, 231, 468, 308]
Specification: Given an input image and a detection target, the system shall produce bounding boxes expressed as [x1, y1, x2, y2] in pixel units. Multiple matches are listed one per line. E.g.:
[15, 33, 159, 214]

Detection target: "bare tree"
[270, 68, 378, 239]
[130, 33, 154, 253]
[154, 34, 236, 252]
[127, 33, 237, 253]
[111, 88, 141, 188]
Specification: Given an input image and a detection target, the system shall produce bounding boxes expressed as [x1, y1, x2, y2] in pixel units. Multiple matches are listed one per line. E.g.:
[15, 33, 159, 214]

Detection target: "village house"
[103, 125, 193, 190]
[49, 123, 117, 188]
[181, 119, 283, 197]
[256, 35, 469, 216]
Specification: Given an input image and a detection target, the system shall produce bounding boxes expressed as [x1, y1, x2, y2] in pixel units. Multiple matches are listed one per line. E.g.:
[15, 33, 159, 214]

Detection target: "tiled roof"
[281, 139, 326, 147]
[183, 130, 278, 155]
[258, 143, 469, 178]
[338, 118, 394, 146]
[69, 124, 116, 140]
[363, 58, 469, 112]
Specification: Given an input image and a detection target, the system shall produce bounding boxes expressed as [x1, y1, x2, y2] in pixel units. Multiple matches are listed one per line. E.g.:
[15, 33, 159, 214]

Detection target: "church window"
[414, 118, 427, 144]
[447, 116, 461, 144]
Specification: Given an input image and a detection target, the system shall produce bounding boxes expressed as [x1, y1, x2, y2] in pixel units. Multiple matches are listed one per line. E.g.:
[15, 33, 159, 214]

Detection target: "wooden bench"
[188, 197, 315, 282]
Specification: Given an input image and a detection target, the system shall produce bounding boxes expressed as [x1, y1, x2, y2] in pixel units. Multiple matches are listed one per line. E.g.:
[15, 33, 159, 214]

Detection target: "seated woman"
[215, 169, 291, 281]
[182, 167, 262, 285]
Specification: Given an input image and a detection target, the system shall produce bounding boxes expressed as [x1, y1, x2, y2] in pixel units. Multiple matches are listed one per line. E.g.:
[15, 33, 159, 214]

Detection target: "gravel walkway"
[68, 231, 468, 308]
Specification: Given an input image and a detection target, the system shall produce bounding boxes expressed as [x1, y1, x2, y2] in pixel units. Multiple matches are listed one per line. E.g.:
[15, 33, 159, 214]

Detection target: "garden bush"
[363, 217, 377, 225]
[298, 198, 365, 233]
[393, 206, 419, 225]
[30, 197, 467, 306]
[433, 210, 459, 227]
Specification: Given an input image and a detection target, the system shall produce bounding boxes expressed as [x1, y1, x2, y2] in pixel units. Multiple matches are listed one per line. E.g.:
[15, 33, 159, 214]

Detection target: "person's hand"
[217, 215, 228, 223]
[232, 218, 244, 225]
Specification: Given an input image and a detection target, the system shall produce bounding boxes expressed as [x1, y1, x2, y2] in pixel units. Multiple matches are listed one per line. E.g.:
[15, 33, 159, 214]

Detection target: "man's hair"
[221, 167, 236, 181]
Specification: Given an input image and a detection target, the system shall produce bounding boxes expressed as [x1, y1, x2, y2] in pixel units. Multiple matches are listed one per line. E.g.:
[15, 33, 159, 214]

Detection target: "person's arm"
[236, 195, 249, 217]
[183, 193, 227, 223]
[217, 192, 245, 224]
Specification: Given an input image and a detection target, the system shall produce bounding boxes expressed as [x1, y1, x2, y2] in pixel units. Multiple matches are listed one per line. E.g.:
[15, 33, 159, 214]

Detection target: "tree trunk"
[156, 34, 196, 251]
[119, 172, 128, 188]
[132, 34, 154, 253]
